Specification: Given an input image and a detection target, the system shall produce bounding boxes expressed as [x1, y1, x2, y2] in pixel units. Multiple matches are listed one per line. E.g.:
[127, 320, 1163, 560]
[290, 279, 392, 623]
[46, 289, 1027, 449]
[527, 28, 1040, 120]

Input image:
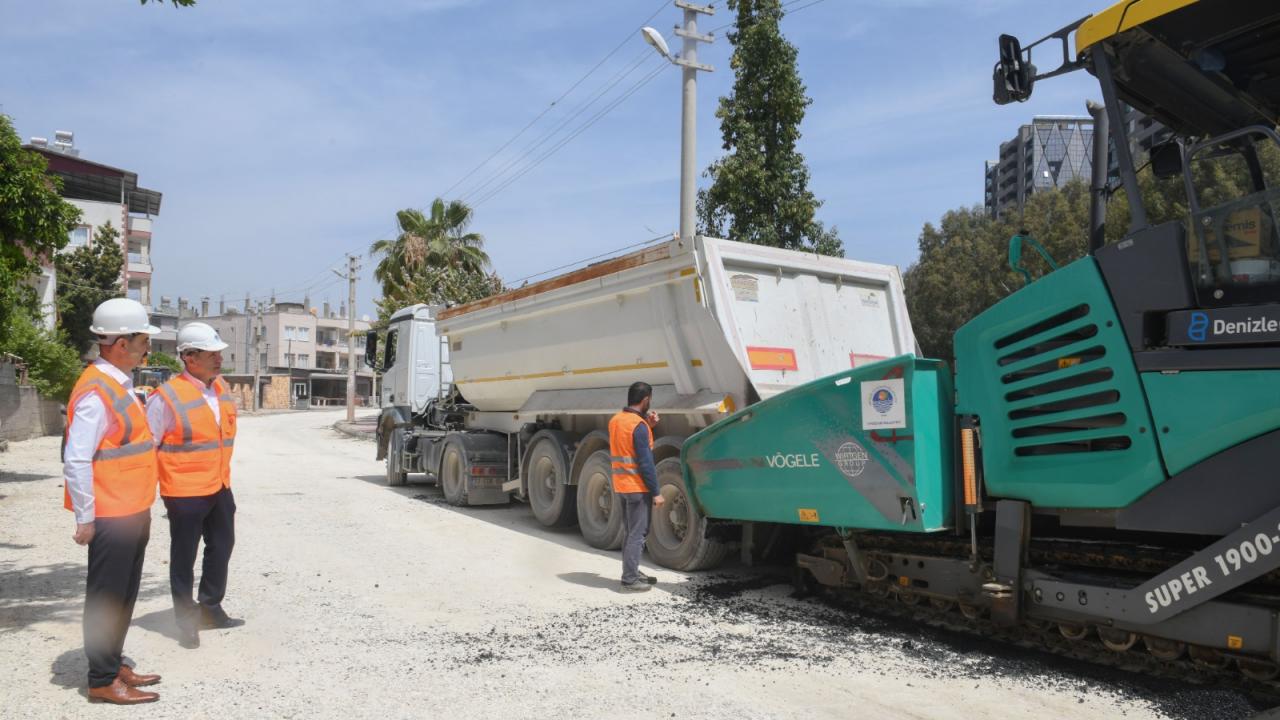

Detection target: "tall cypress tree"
[698, 0, 842, 256]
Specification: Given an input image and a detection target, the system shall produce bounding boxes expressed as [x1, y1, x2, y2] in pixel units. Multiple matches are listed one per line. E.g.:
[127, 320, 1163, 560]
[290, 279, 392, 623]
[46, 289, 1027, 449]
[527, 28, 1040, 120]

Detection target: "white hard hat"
[90, 297, 160, 337]
[176, 322, 229, 353]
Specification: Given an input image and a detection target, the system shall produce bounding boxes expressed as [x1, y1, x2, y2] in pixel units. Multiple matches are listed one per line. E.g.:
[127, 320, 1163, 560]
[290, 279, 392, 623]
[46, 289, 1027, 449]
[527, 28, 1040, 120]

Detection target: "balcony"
[127, 253, 152, 274]
[127, 216, 152, 235]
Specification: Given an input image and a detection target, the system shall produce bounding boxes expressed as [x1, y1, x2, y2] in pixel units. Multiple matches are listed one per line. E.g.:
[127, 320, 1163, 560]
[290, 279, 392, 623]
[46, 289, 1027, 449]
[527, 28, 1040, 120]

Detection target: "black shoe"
[199, 606, 245, 630]
[177, 624, 200, 649]
[638, 572, 658, 585]
[619, 580, 652, 593]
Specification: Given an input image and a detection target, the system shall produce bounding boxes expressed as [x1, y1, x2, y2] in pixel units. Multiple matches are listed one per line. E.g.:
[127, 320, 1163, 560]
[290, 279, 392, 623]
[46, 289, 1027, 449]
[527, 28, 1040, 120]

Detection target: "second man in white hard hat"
[145, 322, 243, 650]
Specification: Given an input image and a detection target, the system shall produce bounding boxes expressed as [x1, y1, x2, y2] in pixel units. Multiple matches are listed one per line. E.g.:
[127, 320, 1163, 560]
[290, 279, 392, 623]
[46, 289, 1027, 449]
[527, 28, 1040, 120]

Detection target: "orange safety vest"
[63, 364, 158, 518]
[609, 409, 653, 494]
[155, 374, 237, 498]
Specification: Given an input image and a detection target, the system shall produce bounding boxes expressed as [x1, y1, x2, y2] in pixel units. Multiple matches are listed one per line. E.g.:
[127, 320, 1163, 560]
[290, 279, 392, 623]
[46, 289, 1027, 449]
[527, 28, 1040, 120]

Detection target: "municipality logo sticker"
[1188, 311, 1209, 342]
[870, 386, 895, 415]
[835, 441, 868, 478]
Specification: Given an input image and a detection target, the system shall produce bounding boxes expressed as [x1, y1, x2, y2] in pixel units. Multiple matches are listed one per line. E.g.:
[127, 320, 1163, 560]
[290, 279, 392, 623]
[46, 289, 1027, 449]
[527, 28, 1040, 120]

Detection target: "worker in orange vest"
[62, 298, 163, 705]
[608, 381, 664, 592]
[145, 322, 241, 650]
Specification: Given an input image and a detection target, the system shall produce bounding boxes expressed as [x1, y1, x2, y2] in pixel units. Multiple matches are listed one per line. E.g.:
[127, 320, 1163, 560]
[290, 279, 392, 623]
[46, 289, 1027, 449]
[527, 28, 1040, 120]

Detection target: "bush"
[1, 315, 83, 401]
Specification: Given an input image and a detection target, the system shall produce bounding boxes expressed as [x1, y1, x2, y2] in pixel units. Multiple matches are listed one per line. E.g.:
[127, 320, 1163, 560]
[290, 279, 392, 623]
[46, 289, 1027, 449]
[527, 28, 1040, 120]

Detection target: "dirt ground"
[0, 410, 1263, 719]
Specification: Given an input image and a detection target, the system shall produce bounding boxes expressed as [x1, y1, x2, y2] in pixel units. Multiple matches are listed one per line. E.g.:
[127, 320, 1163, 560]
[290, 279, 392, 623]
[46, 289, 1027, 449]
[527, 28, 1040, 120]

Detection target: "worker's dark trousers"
[620, 492, 650, 585]
[163, 486, 235, 629]
[84, 509, 150, 688]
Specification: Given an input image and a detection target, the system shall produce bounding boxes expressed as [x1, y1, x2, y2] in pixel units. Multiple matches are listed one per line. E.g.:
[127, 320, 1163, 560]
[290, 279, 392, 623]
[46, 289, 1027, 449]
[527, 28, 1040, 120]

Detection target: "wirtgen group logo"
[1188, 311, 1209, 342]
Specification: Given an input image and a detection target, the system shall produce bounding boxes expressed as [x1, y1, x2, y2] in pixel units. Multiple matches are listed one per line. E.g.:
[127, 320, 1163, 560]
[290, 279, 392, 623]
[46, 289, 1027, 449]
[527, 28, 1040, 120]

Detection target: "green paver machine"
[677, 0, 1280, 682]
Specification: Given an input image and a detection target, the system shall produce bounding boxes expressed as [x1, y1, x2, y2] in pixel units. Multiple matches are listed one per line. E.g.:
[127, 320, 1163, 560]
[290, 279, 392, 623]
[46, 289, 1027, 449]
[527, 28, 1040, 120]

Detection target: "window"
[297, 354, 309, 368]
[68, 226, 89, 248]
[298, 328, 310, 342]
[284, 326, 296, 341]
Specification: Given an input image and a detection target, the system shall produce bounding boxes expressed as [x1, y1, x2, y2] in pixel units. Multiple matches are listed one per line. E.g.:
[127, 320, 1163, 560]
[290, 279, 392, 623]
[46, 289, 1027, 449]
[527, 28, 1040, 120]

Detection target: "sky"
[2, 0, 1108, 318]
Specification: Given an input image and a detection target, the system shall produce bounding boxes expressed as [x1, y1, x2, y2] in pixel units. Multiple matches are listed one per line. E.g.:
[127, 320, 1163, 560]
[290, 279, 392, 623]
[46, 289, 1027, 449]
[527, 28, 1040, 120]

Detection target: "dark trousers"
[84, 509, 150, 688]
[162, 486, 235, 629]
[620, 492, 650, 584]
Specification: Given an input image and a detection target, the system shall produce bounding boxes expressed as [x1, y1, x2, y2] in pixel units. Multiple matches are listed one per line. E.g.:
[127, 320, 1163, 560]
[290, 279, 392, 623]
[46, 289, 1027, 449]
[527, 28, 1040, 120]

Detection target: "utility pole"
[333, 254, 360, 422]
[641, 1, 714, 243]
[676, 1, 713, 243]
[251, 304, 261, 413]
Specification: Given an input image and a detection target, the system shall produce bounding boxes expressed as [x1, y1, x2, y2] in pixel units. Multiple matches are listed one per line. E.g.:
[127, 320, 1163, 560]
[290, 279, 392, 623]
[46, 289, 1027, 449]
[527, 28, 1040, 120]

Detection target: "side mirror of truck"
[364, 331, 379, 370]
[994, 34, 1036, 104]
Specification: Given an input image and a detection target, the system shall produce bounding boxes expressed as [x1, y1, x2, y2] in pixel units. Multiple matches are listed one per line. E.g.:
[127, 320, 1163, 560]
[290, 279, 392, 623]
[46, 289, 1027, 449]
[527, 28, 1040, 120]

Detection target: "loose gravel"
[0, 410, 1267, 719]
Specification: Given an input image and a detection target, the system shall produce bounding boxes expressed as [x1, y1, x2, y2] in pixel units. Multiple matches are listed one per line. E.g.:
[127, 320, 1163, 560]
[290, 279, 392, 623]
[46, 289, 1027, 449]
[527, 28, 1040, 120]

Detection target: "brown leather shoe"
[117, 665, 161, 687]
[87, 678, 159, 704]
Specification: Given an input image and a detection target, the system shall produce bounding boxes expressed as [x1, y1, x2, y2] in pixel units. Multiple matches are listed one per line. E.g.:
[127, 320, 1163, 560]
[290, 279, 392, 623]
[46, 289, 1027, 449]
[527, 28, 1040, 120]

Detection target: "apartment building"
[26, 132, 161, 310]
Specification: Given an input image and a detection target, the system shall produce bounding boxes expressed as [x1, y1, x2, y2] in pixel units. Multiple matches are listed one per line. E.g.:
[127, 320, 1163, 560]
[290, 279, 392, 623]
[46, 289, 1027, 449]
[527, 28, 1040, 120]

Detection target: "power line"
[438, 0, 672, 200]
[460, 49, 655, 204]
[470, 0, 835, 209]
[474, 59, 669, 207]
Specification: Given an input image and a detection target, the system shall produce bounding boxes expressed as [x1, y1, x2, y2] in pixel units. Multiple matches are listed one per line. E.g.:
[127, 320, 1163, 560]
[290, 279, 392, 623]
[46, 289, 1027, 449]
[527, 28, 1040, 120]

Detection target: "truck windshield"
[1186, 127, 1280, 302]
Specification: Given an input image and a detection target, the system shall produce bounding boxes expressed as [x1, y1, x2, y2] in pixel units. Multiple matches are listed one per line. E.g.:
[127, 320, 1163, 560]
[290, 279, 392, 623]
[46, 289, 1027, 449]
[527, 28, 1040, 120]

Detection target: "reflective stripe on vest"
[62, 365, 158, 518]
[608, 411, 653, 494]
[156, 375, 237, 497]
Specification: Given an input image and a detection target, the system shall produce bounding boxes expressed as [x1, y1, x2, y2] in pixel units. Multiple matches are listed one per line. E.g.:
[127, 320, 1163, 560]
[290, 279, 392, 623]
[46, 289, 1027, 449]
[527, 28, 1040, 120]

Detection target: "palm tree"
[369, 198, 491, 304]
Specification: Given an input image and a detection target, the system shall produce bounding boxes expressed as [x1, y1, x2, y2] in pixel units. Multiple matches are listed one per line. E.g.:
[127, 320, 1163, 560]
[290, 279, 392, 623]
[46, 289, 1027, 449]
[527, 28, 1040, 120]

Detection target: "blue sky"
[3, 0, 1106, 317]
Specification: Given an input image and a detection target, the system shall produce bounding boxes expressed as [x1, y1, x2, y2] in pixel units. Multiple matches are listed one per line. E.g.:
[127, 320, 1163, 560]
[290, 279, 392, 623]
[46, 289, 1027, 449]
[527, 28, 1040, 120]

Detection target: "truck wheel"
[440, 442, 468, 506]
[646, 458, 728, 571]
[526, 436, 577, 527]
[576, 450, 624, 549]
[386, 430, 408, 487]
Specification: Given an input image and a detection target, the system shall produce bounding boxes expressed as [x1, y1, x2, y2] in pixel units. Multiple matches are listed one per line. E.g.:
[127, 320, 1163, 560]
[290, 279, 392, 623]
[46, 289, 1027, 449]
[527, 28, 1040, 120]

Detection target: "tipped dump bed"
[437, 236, 916, 415]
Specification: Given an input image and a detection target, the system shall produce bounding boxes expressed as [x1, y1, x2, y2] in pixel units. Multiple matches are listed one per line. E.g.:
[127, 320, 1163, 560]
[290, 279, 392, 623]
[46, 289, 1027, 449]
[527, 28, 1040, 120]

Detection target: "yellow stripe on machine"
[1075, 0, 1199, 56]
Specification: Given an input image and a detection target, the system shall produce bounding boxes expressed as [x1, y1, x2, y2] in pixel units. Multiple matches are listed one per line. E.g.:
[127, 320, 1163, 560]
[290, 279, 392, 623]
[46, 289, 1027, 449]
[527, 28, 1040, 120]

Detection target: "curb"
[333, 421, 375, 441]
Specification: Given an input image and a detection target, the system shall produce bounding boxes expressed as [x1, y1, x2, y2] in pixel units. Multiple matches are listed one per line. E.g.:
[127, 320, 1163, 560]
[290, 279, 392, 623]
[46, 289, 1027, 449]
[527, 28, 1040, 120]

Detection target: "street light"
[641, 26, 671, 60]
[640, 1, 714, 245]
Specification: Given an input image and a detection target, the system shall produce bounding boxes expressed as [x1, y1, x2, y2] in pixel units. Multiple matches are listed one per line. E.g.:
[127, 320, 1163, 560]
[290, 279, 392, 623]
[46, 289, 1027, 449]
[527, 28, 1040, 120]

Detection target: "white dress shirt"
[146, 372, 221, 446]
[63, 359, 141, 525]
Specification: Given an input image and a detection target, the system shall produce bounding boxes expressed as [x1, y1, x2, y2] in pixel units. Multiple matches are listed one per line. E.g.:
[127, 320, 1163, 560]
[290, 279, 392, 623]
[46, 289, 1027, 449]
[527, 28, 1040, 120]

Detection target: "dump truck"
[677, 0, 1280, 687]
[367, 235, 915, 564]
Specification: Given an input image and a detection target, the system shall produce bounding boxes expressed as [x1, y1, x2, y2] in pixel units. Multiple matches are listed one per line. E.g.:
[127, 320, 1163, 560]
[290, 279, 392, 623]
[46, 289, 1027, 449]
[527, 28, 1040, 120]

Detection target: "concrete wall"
[0, 362, 65, 442]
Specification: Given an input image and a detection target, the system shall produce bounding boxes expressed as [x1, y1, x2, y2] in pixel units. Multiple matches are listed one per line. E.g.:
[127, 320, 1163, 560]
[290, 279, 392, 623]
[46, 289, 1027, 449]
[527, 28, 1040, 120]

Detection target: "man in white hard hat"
[62, 297, 163, 704]
[145, 322, 241, 650]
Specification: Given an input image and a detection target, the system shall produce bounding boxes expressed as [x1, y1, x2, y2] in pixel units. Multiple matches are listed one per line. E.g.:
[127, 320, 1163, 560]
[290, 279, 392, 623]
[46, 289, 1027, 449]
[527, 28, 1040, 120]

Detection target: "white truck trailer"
[366, 234, 916, 568]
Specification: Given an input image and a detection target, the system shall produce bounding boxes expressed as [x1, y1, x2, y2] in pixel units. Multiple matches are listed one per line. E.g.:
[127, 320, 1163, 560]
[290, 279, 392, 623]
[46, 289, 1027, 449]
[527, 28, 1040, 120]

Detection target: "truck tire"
[576, 450, 625, 549]
[440, 442, 468, 506]
[646, 458, 728, 571]
[386, 430, 408, 487]
[526, 435, 577, 528]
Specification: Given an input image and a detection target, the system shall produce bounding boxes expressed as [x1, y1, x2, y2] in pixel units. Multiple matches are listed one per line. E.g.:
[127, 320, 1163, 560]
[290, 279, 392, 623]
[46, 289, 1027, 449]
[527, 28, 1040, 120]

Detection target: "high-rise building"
[986, 116, 1095, 219]
[985, 109, 1173, 219]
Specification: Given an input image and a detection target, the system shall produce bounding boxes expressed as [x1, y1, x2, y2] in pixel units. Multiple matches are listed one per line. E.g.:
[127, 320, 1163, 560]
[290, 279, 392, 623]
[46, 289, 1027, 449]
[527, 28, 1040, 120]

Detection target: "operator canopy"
[1076, 0, 1280, 137]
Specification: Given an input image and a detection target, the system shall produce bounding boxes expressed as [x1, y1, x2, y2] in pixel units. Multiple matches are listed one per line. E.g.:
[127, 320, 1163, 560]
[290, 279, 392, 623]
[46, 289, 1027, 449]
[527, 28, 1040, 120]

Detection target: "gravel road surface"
[0, 410, 1264, 719]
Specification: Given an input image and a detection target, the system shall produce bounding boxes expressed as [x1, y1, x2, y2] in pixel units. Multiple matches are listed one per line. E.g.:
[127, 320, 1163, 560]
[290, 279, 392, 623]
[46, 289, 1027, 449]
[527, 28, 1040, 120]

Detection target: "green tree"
[56, 221, 126, 356]
[146, 350, 182, 372]
[0, 114, 84, 399]
[0, 114, 81, 344]
[369, 198, 498, 313]
[697, 0, 842, 257]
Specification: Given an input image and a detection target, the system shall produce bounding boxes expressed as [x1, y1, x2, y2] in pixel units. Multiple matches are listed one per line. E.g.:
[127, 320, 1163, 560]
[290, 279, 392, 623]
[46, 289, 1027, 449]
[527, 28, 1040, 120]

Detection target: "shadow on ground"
[0, 562, 166, 637]
[352, 474, 632, 564]
[132, 608, 182, 644]
[0, 471, 56, 484]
